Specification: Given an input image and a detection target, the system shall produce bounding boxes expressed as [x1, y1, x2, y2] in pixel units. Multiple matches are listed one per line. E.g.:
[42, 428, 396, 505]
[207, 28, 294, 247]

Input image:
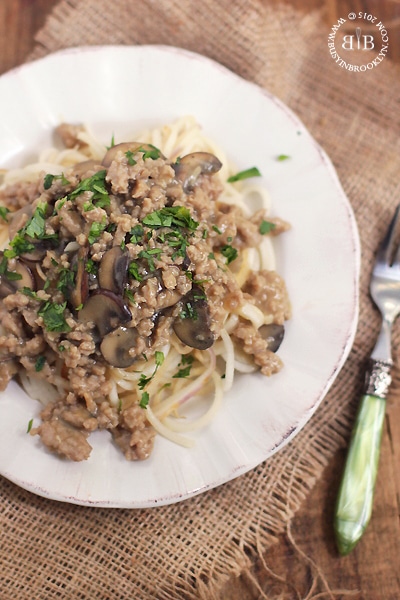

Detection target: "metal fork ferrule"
[364, 358, 393, 398]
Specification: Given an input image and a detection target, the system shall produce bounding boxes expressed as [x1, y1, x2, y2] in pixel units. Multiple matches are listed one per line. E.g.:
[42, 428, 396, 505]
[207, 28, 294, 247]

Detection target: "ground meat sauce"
[0, 134, 290, 461]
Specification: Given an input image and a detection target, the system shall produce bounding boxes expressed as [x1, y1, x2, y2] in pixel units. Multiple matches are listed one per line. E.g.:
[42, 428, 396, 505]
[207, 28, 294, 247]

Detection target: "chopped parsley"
[124, 288, 136, 304]
[0, 255, 22, 281]
[128, 261, 143, 281]
[259, 220, 276, 235]
[143, 206, 198, 231]
[227, 167, 261, 183]
[0, 206, 10, 222]
[106, 134, 115, 150]
[139, 392, 150, 409]
[136, 144, 162, 160]
[67, 170, 108, 203]
[56, 267, 75, 295]
[125, 150, 137, 166]
[4, 235, 35, 259]
[85, 258, 98, 275]
[137, 351, 164, 409]
[27, 418, 34, 433]
[173, 355, 194, 379]
[129, 224, 144, 244]
[4, 202, 57, 259]
[43, 173, 70, 190]
[88, 218, 107, 244]
[138, 248, 162, 272]
[25, 203, 47, 239]
[180, 300, 197, 321]
[277, 154, 290, 161]
[212, 225, 222, 234]
[20, 289, 70, 332]
[35, 355, 46, 372]
[158, 230, 188, 261]
[38, 300, 71, 333]
[220, 244, 238, 264]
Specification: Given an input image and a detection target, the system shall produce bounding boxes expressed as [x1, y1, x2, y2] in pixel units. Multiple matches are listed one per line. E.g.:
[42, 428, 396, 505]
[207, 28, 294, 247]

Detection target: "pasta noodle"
[0, 116, 291, 461]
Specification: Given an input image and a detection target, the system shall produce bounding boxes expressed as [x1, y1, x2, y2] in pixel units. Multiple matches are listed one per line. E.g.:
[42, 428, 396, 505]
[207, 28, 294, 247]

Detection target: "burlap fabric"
[1, 1, 400, 598]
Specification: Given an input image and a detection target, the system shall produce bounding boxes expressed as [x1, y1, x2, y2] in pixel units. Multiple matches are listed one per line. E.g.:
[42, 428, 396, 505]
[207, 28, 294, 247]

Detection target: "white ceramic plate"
[0, 46, 360, 507]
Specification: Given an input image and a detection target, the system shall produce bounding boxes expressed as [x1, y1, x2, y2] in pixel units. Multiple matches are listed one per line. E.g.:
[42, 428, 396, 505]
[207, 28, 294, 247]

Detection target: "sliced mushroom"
[259, 323, 285, 353]
[173, 285, 214, 350]
[13, 261, 36, 291]
[78, 289, 132, 338]
[100, 325, 140, 367]
[0, 255, 35, 298]
[173, 152, 222, 192]
[98, 246, 129, 294]
[101, 142, 165, 168]
[69, 247, 89, 309]
[19, 239, 49, 262]
[71, 159, 104, 178]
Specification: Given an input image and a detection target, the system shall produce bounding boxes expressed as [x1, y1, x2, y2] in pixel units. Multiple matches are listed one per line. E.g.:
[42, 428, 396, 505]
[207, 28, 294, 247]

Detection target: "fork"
[334, 204, 400, 555]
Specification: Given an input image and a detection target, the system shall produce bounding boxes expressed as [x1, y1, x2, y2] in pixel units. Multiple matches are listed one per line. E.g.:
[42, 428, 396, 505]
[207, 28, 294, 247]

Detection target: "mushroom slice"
[259, 323, 285, 353]
[173, 285, 214, 350]
[78, 289, 132, 338]
[13, 260, 36, 291]
[173, 152, 222, 192]
[69, 247, 89, 309]
[100, 326, 140, 368]
[71, 159, 104, 178]
[98, 246, 129, 294]
[0, 254, 35, 298]
[101, 142, 165, 168]
[20, 240, 48, 262]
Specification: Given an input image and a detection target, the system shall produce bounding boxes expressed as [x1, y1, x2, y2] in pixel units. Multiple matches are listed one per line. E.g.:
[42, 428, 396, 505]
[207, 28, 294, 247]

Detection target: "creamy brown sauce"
[0, 131, 290, 461]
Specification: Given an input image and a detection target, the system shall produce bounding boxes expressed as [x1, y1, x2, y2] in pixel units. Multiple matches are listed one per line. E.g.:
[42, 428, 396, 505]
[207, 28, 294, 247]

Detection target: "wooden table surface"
[1, 2, 400, 599]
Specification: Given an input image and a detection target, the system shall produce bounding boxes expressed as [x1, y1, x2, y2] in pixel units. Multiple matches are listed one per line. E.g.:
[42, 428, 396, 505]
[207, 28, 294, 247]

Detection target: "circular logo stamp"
[328, 11, 389, 71]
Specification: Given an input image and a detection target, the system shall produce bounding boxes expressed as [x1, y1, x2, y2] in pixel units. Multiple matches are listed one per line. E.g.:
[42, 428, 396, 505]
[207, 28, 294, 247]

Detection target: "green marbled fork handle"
[334, 358, 391, 555]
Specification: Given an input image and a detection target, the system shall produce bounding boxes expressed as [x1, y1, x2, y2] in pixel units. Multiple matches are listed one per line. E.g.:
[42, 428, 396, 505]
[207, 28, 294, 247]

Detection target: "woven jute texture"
[2, 1, 400, 599]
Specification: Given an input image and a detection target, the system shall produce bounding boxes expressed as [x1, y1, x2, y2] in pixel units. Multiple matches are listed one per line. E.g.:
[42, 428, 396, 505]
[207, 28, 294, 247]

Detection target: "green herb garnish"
[88, 218, 107, 244]
[138, 248, 162, 272]
[38, 300, 71, 333]
[67, 170, 108, 201]
[277, 154, 290, 161]
[259, 220, 276, 235]
[129, 224, 144, 244]
[43, 173, 70, 190]
[85, 258, 98, 274]
[220, 245, 238, 264]
[35, 355, 46, 372]
[137, 144, 162, 160]
[139, 391, 150, 409]
[125, 150, 137, 166]
[142, 206, 198, 231]
[106, 134, 115, 150]
[137, 351, 165, 409]
[173, 355, 194, 379]
[128, 261, 143, 281]
[0, 206, 10, 222]
[57, 267, 75, 295]
[0, 255, 22, 281]
[227, 167, 261, 183]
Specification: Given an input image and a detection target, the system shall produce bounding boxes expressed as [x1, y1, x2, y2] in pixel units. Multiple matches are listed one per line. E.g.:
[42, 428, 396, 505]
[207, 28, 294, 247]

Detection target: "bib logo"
[328, 12, 389, 71]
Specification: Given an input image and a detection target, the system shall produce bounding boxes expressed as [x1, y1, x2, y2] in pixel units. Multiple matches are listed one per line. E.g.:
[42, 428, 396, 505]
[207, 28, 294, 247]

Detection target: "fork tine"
[376, 204, 400, 265]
